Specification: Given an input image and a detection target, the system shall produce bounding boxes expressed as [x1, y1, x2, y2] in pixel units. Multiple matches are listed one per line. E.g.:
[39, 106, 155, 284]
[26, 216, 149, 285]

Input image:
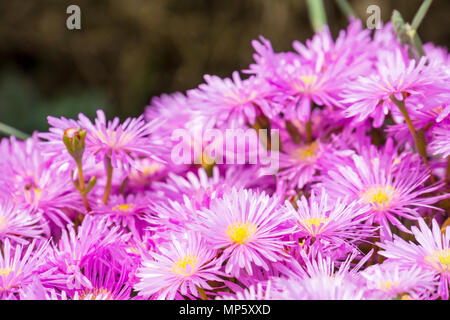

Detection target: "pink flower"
[134, 232, 223, 300]
[377, 218, 450, 300]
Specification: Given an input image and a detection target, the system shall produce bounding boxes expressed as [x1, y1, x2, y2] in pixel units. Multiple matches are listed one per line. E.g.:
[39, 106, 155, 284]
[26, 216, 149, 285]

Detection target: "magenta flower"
[78, 109, 166, 170]
[0, 136, 82, 228]
[377, 218, 450, 300]
[188, 71, 275, 127]
[361, 262, 438, 300]
[319, 142, 447, 239]
[134, 232, 223, 300]
[429, 121, 450, 158]
[0, 239, 49, 299]
[285, 189, 374, 253]
[341, 48, 448, 127]
[198, 188, 295, 277]
[43, 215, 129, 291]
[0, 199, 44, 245]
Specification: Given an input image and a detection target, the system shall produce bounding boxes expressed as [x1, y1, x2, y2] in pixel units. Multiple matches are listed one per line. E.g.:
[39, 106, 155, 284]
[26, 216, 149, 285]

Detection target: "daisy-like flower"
[285, 189, 374, 253]
[198, 188, 295, 277]
[90, 193, 150, 233]
[0, 199, 44, 244]
[134, 232, 223, 300]
[73, 260, 132, 300]
[319, 143, 446, 239]
[341, 47, 448, 127]
[151, 166, 257, 210]
[271, 274, 367, 300]
[43, 215, 130, 291]
[0, 135, 82, 229]
[188, 71, 275, 128]
[78, 109, 166, 170]
[361, 262, 438, 300]
[429, 121, 450, 158]
[278, 138, 352, 190]
[271, 250, 371, 300]
[377, 218, 450, 300]
[0, 239, 49, 299]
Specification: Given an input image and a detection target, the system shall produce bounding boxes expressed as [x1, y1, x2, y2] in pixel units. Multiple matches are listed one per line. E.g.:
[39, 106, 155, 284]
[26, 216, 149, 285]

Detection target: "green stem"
[391, 96, 435, 183]
[411, 0, 433, 31]
[77, 162, 91, 212]
[103, 156, 113, 204]
[306, 0, 327, 32]
[0, 122, 29, 140]
[335, 0, 356, 19]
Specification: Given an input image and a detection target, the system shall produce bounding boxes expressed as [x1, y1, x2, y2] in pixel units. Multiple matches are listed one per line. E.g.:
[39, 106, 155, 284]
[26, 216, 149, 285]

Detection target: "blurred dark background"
[0, 0, 449, 134]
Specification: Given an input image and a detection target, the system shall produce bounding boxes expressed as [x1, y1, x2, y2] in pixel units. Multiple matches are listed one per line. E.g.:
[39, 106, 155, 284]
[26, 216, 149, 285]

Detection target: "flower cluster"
[0, 18, 449, 300]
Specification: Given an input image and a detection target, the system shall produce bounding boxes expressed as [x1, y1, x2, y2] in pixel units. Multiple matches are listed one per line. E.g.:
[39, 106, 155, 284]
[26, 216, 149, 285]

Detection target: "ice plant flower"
[285, 189, 374, 253]
[377, 219, 450, 300]
[0, 239, 49, 299]
[340, 48, 448, 127]
[0, 199, 44, 244]
[319, 143, 446, 239]
[188, 71, 275, 128]
[361, 262, 438, 300]
[198, 188, 295, 277]
[429, 121, 450, 158]
[134, 232, 223, 300]
[78, 109, 166, 171]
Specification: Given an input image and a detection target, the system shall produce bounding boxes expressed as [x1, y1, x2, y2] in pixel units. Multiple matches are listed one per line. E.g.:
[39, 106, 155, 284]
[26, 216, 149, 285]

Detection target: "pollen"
[296, 142, 319, 162]
[0, 268, 14, 277]
[112, 203, 135, 212]
[361, 185, 396, 210]
[299, 217, 329, 235]
[79, 287, 111, 300]
[172, 254, 199, 276]
[300, 75, 318, 86]
[226, 221, 257, 245]
[425, 249, 450, 272]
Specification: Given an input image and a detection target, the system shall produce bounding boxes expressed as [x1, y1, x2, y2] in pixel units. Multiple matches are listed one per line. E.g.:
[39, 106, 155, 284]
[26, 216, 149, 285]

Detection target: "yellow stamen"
[295, 142, 319, 162]
[425, 249, 450, 272]
[79, 287, 111, 300]
[0, 268, 14, 277]
[172, 254, 198, 277]
[226, 221, 257, 245]
[112, 203, 135, 212]
[361, 185, 396, 210]
[299, 217, 329, 235]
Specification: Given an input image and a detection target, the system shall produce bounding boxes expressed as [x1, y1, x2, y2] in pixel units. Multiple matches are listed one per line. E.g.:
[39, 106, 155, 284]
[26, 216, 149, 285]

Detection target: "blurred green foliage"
[0, 0, 448, 135]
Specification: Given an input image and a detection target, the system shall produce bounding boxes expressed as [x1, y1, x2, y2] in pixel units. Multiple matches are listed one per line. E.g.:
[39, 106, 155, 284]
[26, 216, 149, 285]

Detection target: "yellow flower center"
[295, 142, 319, 162]
[0, 216, 7, 232]
[79, 287, 111, 300]
[361, 186, 396, 210]
[226, 221, 257, 245]
[24, 186, 42, 204]
[425, 249, 450, 272]
[300, 75, 318, 86]
[112, 203, 135, 211]
[172, 254, 198, 277]
[299, 217, 329, 235]
[0, 268, 14, 277]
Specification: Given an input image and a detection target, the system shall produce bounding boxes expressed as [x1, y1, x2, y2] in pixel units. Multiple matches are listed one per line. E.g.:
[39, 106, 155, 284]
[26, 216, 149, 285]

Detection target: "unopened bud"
[63, 128, 86, 163]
